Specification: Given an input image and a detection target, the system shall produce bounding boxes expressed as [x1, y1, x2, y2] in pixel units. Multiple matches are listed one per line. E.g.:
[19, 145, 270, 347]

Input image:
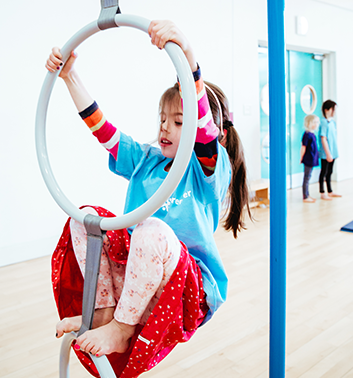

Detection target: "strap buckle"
[98, 0, 121, 30]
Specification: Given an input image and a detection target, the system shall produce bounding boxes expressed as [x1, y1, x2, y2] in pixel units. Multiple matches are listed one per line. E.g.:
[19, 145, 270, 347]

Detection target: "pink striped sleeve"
[179, 67, 219, 175]
[79, 102, 120, 160]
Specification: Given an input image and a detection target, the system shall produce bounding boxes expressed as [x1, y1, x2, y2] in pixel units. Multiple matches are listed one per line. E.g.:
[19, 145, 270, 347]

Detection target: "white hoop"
[59, 332, 116, 377]
[35, 14, 197, 231]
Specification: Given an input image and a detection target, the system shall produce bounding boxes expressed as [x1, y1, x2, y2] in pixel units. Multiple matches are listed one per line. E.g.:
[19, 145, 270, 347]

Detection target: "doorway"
[258, 47, 323, 188]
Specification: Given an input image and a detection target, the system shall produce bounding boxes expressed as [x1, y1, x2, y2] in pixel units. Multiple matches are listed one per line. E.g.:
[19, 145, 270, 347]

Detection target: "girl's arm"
[190, 69, 219, 175]
[46, 48, 93, 112]
[300, 145, 306, 163]
[46, 47, 121, 159]
[321, 136, 333, 162]
[149, 21, 219, 175]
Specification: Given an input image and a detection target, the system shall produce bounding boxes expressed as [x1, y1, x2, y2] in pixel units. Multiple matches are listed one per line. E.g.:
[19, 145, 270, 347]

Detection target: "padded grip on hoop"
[98, 0, 121, 30]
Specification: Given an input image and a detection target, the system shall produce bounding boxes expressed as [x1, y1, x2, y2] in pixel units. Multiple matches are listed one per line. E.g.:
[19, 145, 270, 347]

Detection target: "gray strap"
[98, 0, 121, 30]
[78, 214, 106, 337]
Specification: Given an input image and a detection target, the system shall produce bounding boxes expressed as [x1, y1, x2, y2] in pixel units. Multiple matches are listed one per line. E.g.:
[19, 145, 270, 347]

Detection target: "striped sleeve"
[79, 101, 120, 160]
[180, 67, 219, 175]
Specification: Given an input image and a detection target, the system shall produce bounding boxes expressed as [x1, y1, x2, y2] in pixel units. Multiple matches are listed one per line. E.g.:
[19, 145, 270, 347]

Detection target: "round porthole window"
[260, 83, 270, 116]
[300, 85, 317, 114]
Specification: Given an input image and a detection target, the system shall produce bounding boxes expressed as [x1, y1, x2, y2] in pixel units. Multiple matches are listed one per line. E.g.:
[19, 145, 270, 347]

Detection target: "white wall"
[232, 1, 268, 181]
[2, 0, 353, 266]
[0, 0, 233, 266]
[284, 0, 353, 182]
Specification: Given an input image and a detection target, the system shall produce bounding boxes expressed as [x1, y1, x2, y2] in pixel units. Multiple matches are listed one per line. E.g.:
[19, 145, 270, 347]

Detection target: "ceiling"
[313, 0, 353, 12]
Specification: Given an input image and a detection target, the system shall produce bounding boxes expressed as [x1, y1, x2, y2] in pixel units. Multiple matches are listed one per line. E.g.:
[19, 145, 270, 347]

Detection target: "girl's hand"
[326, 154, 333, 163]
[45, 47, 77, 79]
[45, 47, 93, 112]
[148, 20, 197, 72]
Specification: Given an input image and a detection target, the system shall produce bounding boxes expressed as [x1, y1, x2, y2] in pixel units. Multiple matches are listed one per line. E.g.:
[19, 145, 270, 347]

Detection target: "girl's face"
[158, 100, 183, 159]
[310, 118, 320, 131]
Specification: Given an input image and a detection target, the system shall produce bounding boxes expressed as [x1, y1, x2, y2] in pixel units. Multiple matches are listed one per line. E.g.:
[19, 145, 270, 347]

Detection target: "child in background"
[300, 114, 319, 203]
[318, 100, 341, 200]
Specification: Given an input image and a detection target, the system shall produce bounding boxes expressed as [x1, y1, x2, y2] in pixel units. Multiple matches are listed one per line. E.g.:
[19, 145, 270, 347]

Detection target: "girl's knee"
[133, 218, 173, 239]
[131, 217, 180, 258]
[137, 217, 167, 229]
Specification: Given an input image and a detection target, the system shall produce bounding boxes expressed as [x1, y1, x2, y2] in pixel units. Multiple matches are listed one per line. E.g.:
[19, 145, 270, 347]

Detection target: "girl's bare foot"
[56, 307, 115, 338]
[321, 194, 332, 201]
[75, 318, 136, 357]
[309, 196, 316, 201]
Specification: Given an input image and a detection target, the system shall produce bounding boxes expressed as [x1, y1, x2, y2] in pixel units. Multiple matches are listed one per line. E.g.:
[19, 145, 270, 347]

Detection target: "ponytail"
[204, 81, 252, 238]
[221, 123, 251, 238]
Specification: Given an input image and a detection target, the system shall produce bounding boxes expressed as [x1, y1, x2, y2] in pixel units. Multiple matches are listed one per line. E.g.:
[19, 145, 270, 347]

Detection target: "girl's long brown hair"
[204, 81, 252, 238]
[159, 81, 252, 238]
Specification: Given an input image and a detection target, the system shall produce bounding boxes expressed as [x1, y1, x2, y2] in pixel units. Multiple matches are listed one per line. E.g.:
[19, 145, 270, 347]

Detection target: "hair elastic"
[204, 83, 224, 136]
[223, 120, 234, 130]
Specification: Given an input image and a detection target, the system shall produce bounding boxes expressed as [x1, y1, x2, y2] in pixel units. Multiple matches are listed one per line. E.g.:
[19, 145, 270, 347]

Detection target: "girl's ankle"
[113, 319, 136, 338]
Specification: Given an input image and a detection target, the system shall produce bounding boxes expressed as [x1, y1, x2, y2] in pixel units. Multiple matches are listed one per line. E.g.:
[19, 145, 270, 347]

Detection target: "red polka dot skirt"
[52, 206, 208, 377]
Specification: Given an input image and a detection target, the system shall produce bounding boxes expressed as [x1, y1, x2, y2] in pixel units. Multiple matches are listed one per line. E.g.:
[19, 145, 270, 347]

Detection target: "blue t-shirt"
[109, 132, 232, 323]
[318, 118, 338, 160]
[301, 131, 319, 167]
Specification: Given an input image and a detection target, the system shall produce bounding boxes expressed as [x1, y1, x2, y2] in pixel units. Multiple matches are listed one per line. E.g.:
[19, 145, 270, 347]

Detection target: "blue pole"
[267, 0, 287, 377]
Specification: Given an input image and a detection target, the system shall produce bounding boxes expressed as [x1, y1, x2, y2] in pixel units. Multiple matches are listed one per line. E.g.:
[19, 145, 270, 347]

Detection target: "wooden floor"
[1, 179, 353, 378]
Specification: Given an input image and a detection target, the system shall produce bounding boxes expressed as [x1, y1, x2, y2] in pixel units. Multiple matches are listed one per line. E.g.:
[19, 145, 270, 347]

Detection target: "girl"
[46, 20, 250, 375]
[300, 114, 319, 203]
[318, 100, 341, 200]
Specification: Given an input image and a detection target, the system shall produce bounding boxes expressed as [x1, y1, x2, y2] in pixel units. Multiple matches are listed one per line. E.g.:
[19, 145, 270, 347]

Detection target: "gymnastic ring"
[35, 14, 197, 231]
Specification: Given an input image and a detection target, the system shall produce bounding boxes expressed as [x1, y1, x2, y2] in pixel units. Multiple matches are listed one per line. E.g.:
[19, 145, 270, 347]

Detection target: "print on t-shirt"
[162, 191, 192, 211]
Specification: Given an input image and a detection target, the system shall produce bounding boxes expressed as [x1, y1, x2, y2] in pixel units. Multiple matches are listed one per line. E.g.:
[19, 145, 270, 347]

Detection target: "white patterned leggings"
[70, 208, 181, 326]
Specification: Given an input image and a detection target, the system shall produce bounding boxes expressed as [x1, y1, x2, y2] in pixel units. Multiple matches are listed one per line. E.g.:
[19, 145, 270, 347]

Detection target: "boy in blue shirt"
[318, 100, 341, 200]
